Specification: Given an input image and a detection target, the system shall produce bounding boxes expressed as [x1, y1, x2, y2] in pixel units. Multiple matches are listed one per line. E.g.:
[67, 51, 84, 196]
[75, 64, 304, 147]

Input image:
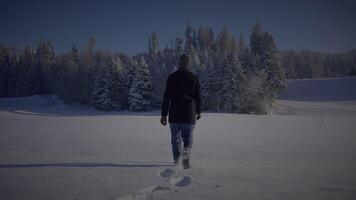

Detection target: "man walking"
[160, 54, 201, 169]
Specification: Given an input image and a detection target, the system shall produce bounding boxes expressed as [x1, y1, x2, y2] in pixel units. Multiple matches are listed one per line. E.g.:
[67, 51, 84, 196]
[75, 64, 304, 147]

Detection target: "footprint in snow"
[116, 168, 192, 199]
[116, 185, 171, 200]
[157, 168, 175, 178]
[169, 176, 192, 187]
[158, 168, 192, 187]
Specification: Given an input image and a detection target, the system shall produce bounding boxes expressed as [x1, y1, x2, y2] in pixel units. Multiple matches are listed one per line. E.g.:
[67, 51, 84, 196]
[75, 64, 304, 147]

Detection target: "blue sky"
[1, 0, 356, 54]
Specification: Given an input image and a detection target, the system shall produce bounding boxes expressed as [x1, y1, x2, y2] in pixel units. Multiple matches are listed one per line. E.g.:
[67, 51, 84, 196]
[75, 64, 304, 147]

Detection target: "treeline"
[0, 23, 286, 113]
[281, 49, 356, 79]
[0, 41, 55, 97]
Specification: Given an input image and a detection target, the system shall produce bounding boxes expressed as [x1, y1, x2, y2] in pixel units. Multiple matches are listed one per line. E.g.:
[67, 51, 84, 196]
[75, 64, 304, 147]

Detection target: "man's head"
[178, 54, 190, 70]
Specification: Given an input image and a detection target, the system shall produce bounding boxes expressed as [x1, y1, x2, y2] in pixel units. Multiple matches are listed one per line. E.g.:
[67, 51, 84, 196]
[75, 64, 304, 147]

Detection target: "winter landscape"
[1, 0, 356, 199]
[1, 76, 356, 200]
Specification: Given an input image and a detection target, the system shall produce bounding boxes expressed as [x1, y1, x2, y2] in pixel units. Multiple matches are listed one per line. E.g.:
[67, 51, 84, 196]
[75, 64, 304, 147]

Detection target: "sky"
[1, 0, 356, 55]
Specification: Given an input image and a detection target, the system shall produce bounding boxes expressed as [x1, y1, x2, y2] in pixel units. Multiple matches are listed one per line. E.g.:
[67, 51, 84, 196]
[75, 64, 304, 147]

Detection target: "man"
[160, 54, 201, 169]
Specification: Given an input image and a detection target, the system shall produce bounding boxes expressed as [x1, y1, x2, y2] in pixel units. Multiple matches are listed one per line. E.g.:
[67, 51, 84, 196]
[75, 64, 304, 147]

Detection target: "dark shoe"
[182, 150, 190, 169]
[182, 158, 190, 169]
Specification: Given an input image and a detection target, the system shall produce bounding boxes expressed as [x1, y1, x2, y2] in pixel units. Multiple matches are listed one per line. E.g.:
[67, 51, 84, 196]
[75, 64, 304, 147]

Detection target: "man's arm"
[161, 76, 171, 125]
[195, 78, 202, 119]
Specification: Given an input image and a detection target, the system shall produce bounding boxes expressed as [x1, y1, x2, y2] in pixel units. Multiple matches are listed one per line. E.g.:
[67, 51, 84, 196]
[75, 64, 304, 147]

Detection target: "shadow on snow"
[0, 162, 175, 168]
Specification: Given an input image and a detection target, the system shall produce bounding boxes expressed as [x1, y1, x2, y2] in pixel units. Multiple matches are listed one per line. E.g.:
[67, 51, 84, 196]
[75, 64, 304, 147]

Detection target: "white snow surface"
[1, 77, 356, 200]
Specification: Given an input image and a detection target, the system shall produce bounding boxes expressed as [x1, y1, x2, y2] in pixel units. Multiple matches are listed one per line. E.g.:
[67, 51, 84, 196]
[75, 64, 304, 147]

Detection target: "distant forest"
[1, 23, 355, 114]
[281, 49, 356, 79]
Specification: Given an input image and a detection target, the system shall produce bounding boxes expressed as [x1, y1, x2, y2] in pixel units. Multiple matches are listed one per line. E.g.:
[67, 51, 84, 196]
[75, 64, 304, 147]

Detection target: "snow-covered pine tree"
[247, 23, 286, 113]
[221, 55, 245, 113]
[208, 26, 237, 112]
[237, 34, 253, 77]
[260, 32, 286, 98]
[208, 59, 225, 112]
[221, 58, 237, 112]
[110, 56, 127, 110]
[128, 56, 153, 111]
[196, 65, 210, 111]
[92, 55, 128, 111]
[92, 64, 112, 111]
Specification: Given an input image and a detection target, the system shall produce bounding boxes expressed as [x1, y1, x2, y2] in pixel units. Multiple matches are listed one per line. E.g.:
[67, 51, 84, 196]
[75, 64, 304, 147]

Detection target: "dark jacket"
[161, 69, 201, 124]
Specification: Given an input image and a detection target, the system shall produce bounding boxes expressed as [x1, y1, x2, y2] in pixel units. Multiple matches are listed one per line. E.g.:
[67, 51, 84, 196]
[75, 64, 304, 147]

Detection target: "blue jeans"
[169, 123, 195, 161]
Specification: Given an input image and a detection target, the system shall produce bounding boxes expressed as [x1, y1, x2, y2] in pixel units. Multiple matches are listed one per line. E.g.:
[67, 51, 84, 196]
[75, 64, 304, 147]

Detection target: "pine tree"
[247, 23, 286, 112]
[0, 45, 17, 97]
[175, 37, 184, 57]
[221, 55, 246, 113]
[75, 38, 97, 105]
[260, 32, 286, 99]
[217, 25, 234, 58]
[92, 53, 126, 111]
[93, 65, 112, 111]
[110, 56, 128, 110]
[148, 31, 159, 55]
[55, 52, 79, 103]
[71, 45, 79, 64]
[128, 56, 153, 111]
[87, 37, 96, 55]
[35, 41, 55, 94]
[16, 46, 36, 96]
[231, 37, 239, 57]
[250, 22, 264, 57]
[238, 34, 246, 54]
[208, 60, 225, 112]
[196, 65, 210, 111]
[184, 22, 194, 53]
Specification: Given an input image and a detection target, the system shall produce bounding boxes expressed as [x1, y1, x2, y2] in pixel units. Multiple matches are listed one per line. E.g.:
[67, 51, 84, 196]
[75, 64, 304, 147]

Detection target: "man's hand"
[196, 113, 201, 120]
[160, 116, 167, 126]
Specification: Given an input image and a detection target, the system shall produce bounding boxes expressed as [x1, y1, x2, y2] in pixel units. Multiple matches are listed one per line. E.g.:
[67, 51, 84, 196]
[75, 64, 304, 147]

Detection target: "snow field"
[1, 76, 356, 200]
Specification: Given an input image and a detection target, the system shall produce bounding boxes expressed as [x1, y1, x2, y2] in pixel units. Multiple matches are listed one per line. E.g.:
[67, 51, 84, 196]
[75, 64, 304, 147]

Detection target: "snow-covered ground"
[0, 77, 356, 200]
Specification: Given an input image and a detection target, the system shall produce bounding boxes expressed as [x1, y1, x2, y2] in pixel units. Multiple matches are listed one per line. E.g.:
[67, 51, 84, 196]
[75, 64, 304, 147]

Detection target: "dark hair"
[178, 54, 190, 70]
